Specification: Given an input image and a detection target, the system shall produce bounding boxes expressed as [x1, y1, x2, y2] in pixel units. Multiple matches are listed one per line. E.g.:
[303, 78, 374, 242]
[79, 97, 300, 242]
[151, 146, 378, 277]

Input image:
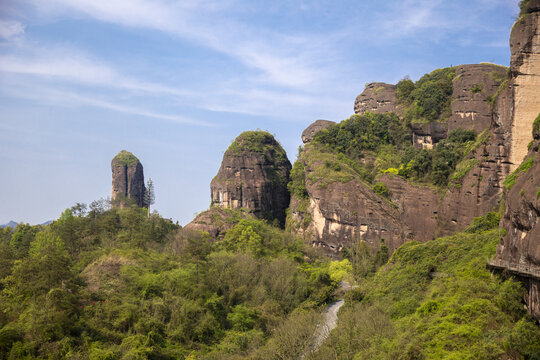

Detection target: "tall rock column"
[111, 150, 146, 208]
[508, 0, 540, 169]
[210, 131, 291, 226]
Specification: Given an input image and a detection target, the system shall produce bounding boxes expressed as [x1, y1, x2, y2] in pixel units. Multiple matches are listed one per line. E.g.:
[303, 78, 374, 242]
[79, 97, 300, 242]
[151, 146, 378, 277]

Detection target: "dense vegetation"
[225, 131, 288, 165]
[307, 215, 540, 359]
[1, 203, 539, 359]
[113, 151, 141, 167]
[397, 67, 455, 124]
[309, 112, 480, 188]
[0, 203, 342, 359]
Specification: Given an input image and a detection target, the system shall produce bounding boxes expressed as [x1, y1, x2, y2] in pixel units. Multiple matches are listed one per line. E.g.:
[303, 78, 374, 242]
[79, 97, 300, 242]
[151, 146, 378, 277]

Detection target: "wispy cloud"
[27, 0, 333, 88]
[0, 19, 25, 40]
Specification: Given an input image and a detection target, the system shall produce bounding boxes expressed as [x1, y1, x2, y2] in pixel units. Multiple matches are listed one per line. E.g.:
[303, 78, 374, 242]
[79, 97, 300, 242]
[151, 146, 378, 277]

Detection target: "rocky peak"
[210, 131, 291, 226]
[354, 82, 400, 115]
[302, 120, 336, 143]
[111, 150, 145, 208]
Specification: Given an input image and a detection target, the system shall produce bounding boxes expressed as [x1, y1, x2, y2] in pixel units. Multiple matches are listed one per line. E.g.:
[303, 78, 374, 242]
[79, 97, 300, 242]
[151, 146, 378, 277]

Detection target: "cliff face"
[449, 64, 507, 133]
[354, 82, 401, 115]
[508, 1, 540, 169]
[210, 131, 291, 226]
[111, 150, 145, 208]
[495, 127, 540, 321]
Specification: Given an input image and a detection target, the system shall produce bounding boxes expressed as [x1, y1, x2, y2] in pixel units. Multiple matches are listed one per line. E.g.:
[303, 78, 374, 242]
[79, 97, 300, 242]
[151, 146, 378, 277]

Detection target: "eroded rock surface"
[302, 120, 336, 143]
[210, 131, 291, 226]
[111, 150, 145, 208]
[449, 64, 508, 133]
[184, 207, 253, 239]
[508, 1, 540, 169]
[495, 135, 540, 321]
[354, 83, 401, 115]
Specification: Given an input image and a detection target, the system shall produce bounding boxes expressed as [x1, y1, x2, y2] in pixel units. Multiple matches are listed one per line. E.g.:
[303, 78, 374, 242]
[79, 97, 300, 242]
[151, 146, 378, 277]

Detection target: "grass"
[312, 226, 540, 359]
[303, 144, 369, 189]
[503, 156, 534, 190]
[449, 158, 478, 183]
[113, 150, 140, 166]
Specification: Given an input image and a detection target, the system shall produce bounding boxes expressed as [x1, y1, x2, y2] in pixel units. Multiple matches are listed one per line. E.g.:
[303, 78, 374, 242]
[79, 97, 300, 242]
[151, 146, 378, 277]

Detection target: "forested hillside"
[0, 204, 539, 359]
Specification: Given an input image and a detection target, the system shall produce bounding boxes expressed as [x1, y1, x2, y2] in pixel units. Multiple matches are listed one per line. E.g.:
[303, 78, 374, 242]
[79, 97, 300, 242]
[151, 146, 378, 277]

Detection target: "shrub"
[372, 182, 391, 198]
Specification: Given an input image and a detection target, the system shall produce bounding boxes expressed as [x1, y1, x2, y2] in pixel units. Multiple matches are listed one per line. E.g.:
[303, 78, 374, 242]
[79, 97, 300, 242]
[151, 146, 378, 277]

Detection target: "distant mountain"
[0, 221, 18, 229]
[1, 220, 53, 229]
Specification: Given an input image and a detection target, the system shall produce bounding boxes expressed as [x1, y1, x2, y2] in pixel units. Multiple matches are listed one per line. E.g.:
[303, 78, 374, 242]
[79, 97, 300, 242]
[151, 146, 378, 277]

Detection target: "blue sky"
[0, 0, 520, 225]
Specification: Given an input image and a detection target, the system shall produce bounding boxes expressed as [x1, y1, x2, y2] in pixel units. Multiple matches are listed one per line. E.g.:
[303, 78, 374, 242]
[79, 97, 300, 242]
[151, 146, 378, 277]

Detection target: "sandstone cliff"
[111, 150, 145, 208]
[354, 82, 401, 115]
[210, 131, 291, 226]
[493, 114, 540, 321]
[508, 0, 540, 169]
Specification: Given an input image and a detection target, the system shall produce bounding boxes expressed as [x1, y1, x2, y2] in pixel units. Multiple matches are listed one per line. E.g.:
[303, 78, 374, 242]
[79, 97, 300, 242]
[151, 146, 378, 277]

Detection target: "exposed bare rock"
[410, 122, 447, 149]
[210, 131, 291, 226]
[507, 0, 540, 169]
[494, 137, 540, 320]
[184, 207, 253, 239]
[378, 173, 439, 242]
[288, 144, 409, 258]
[302, 120, 336, 143]
[449, 64, 508, 133]
[354, 83, 401, 115]
[111, 150, 145, 208]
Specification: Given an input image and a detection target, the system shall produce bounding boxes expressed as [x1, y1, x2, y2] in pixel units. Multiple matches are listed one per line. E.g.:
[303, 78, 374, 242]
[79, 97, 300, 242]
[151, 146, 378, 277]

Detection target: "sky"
[0, 0, 520, 226]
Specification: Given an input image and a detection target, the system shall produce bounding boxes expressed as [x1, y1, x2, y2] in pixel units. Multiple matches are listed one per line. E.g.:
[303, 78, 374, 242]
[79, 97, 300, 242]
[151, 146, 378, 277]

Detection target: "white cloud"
[0, 20, 25, 40]
[27, 0, 332, 88]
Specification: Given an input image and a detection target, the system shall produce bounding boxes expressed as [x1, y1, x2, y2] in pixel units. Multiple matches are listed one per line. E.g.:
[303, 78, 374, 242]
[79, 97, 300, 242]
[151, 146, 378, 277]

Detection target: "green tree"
[144, 178, 155, 217]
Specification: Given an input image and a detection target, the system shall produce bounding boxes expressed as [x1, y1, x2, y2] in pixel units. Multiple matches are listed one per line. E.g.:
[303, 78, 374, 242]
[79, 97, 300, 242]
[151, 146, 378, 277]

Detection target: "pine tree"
[144, 178, 155, 217]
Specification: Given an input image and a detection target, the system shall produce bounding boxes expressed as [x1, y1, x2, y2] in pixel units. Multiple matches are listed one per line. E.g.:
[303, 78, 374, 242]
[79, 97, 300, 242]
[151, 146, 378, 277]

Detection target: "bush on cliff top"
[113, 150, 140, 166]
[226, 131, 288, 163]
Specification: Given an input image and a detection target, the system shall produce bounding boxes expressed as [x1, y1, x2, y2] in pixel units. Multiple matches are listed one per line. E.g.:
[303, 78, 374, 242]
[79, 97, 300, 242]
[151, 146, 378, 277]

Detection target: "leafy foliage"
[503, 156, 534, 190]
[112, 150, 140, 167]
[0, 203, 337, 359]
[309, 229, 540, 360]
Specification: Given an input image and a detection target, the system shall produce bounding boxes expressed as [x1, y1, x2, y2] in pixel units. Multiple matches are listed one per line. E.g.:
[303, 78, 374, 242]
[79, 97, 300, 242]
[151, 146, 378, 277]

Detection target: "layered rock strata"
[449, 64, 508, 133]
[210, 131, 291, 226]
[508, 1, 540, 169]
[111, 150, 145, 208]
[354, 82, 401, 115]
[494, 129, 540, 321]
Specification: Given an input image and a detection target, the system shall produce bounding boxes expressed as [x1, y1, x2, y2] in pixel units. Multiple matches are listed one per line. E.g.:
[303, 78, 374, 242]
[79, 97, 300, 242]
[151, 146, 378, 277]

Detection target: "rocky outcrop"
[508, 0, 540, 169]
[449, 64, 508, 133]
[111, 150, 145, 208]
[210, 131, 291, 226]
[288, 145, 408, 257]
[354, 83, 401, 115]
[184, 207, 253, 239]
[494, 133, 540, 321]
[410, 122, 447, 149]
[302, 120, 335, 143]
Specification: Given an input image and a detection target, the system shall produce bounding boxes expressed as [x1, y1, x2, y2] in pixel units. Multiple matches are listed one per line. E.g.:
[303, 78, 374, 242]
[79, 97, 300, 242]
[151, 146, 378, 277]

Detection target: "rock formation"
[448, 64, 507, 133]
[210, 131, 291, 226]
[184, 207, 253, 239]
[492, 115, 540, 321]
[508, 1, 540, 169]
[111, 150, 146, 208]
[410, 122, 447, 149]
[354, 82, 401, 115]
[302, 120, 335, 143]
